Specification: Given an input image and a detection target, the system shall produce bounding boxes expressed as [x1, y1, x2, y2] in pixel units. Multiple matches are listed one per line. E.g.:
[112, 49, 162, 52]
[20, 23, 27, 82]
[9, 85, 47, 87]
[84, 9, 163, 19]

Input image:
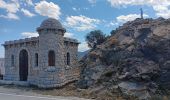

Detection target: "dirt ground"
[0, 82, 126, 100]
[0, 83, 95, 99]
[0, 83, 169, 100]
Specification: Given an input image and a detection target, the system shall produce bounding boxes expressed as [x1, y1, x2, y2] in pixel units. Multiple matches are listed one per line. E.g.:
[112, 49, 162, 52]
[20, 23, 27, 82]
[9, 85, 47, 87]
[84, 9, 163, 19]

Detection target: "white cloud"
[0, 0, 20, 20]
[25, 0, 33, 6]
[107, 0, 170, 7]
[107, 0, 170, 18]
[21, 32, 39, 38]
[35, 1, 61, 19]
[72, 7, 88, 11]
[0, 0, 20, 13]
[153, 5, 170, 18]
[153, 5, 168, 12]
[117, 14, 149, 23]
[65, 15, 100, 31]
[64, 32, 74, 38]
[21, 8, 35, 17]
[0, 13, 19, 20]
[78, 42, 90, 52]
[107, 20, 119, 27]
[107, 13, 149, 27]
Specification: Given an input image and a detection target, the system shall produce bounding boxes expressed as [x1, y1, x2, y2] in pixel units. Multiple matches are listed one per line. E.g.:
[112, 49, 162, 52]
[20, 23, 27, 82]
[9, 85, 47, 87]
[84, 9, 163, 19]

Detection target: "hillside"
[78, 50, 90, 60]
[77, 17, 170, 100]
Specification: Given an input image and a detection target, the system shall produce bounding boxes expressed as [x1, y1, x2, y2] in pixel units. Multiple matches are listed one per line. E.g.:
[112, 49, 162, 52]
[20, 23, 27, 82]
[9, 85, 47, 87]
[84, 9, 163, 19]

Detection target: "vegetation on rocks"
[77, 18, 170, 100]
[86, 30, 106, 49]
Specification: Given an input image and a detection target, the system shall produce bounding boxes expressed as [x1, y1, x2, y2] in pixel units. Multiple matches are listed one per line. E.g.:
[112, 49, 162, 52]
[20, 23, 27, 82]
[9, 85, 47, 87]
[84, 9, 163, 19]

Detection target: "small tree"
[110, 30, 116, 35]
[86, 30, 106, 48]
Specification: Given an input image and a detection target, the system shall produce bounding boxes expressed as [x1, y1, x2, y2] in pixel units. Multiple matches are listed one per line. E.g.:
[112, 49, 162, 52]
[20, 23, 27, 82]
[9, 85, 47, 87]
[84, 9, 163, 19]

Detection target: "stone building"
[0, 58, 5, 75]
[2, 18, 80, 88]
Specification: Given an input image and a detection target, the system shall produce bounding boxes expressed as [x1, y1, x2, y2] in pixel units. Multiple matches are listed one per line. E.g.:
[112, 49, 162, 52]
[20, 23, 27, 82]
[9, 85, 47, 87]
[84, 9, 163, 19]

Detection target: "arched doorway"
[19, 49, 28, 81]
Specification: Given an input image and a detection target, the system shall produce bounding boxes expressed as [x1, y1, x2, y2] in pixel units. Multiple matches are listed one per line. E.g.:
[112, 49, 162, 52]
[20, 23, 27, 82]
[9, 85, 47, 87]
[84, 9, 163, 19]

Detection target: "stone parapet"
[64, 37, 80, 44]
[3, 37, 39, 46]
[3, 37, 79, 46]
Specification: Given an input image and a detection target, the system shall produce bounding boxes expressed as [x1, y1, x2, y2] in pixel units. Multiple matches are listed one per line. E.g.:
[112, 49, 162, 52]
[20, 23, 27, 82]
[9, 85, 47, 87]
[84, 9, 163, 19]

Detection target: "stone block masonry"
[2, 18, 80, 88]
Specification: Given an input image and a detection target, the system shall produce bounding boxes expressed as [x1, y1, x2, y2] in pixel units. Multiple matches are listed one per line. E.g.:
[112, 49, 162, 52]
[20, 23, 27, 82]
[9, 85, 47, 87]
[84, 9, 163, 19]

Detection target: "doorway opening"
[19, 49, 28, 81]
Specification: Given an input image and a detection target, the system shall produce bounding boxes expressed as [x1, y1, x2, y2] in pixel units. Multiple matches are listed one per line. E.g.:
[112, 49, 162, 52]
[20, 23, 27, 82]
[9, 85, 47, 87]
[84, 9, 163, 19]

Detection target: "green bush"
[86, 30, 106, 49]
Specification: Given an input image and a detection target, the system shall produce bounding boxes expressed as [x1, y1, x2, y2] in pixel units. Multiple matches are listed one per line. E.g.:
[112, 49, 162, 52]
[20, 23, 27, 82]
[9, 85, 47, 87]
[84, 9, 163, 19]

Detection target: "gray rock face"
[118, 82, 151, 100]
[77, 18, 170, 99]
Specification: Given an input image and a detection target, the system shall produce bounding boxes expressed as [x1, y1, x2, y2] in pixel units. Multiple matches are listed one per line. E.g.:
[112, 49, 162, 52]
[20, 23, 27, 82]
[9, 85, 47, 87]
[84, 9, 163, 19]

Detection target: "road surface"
[0, 92, 89, 100]
[0, 86, 90, 100]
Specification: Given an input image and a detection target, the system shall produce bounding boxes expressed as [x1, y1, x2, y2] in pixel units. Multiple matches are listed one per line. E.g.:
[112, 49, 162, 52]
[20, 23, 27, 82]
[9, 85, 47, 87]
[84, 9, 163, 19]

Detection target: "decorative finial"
[140, 8, 143, 19]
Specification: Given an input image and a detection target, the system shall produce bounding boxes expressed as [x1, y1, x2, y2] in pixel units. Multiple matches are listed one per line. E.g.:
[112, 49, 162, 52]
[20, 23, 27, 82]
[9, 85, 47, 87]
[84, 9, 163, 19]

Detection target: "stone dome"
[37, 18, 66, 33]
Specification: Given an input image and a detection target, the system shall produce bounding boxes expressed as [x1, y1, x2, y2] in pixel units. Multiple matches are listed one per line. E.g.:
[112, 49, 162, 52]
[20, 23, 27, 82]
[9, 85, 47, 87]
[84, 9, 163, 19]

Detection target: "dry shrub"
[89, 51, 99, 57]
[102, 36, 118, 48]
[108, 36, 118, 45]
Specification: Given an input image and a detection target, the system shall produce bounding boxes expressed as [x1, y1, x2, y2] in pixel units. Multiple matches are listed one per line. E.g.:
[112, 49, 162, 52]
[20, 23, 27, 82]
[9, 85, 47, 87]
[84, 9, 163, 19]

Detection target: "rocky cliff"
[77, 18, 170, 100]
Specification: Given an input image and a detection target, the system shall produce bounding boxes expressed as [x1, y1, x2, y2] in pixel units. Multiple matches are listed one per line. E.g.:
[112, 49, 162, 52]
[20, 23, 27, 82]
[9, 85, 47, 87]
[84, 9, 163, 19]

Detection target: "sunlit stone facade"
[3, 18, 80, 88]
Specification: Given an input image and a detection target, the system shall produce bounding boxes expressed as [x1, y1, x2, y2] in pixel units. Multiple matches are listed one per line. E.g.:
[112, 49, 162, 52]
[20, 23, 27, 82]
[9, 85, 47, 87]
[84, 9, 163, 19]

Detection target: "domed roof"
[37, 18, 66, 32]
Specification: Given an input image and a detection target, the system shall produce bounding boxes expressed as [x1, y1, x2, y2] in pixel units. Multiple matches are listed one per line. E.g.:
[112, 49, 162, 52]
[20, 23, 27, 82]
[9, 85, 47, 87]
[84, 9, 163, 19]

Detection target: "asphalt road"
[0, 86, 90, 100]
[0, 92, 61, 100]
[0, 92, 90, 100]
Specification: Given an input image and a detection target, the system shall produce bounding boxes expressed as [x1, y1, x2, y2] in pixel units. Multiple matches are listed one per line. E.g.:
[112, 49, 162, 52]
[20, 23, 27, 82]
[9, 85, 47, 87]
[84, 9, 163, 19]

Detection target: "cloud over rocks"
[35, 1, 61, 19]
[117, 14, 149, 23]
[65, 15, 100, 31]
[153, 5, 170, 18]
[108, 13, 149, 27]
[107, 0, 170, 18]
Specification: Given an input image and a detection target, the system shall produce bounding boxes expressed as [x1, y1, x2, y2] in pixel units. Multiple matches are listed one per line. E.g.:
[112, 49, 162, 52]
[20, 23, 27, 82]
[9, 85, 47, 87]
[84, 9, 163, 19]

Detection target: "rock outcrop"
[77, 18, 170, 100]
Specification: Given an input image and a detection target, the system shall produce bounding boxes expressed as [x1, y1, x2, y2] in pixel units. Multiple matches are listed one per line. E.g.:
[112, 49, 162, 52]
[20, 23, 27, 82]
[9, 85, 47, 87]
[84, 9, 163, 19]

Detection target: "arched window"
[35, 53, 38, 67]
[48, 50, 55, 66]
[66, 52, 70, 65]
[11, 55, 14, 66]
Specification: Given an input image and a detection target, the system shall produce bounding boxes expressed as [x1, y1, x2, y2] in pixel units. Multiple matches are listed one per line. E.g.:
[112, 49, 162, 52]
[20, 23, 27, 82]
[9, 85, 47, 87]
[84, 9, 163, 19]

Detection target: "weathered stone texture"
[2, 18, 80, 88]
[0, 58, 5, 75]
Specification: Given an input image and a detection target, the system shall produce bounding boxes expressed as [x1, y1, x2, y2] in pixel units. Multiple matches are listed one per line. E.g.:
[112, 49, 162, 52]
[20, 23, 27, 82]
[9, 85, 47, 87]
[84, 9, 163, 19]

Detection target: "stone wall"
[37, 29, 79, 88]
[3, 38, 39, 83]
[2, 18, 80, 88]
[0, 58, 5, 75]
[3, 31, 79, 88]
[64, 40, 78, 67]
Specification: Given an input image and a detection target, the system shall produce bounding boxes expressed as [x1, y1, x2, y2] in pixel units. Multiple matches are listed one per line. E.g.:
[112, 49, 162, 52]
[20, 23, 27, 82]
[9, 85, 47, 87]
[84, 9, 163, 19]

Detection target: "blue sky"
[0, 0, 170, 58]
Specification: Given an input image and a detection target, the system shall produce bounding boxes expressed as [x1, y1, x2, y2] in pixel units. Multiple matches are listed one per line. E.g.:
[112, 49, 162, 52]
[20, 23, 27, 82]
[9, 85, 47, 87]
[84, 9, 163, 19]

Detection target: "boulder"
[118, 82, 151, 100]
